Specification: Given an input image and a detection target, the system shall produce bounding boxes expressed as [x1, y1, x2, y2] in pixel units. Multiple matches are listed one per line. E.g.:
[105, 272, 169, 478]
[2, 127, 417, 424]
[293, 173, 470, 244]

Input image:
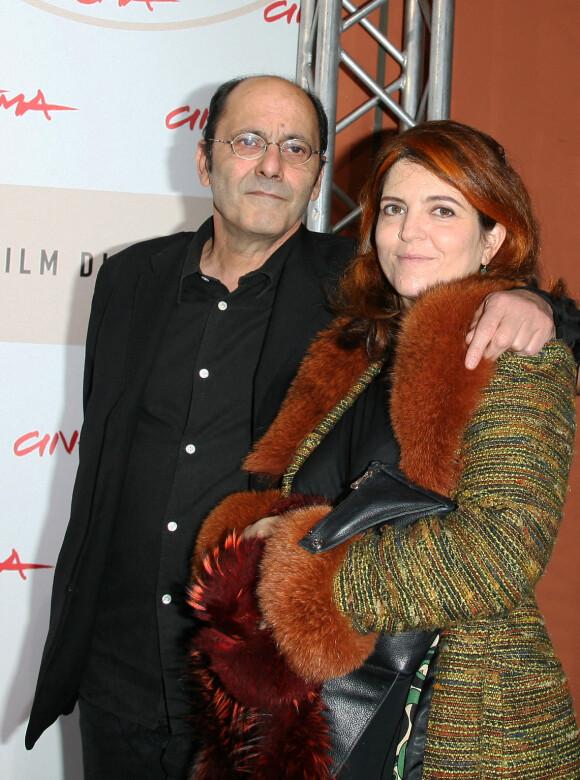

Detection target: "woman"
[188, 121, 580, 779]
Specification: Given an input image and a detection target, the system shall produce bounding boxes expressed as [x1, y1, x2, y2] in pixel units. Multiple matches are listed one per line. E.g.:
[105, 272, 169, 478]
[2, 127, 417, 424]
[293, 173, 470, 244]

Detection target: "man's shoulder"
[301, 228, 355, 255]
[108, 231, 194, 266]
[296, 228, 356, 272]
[97, 231, 194, 284]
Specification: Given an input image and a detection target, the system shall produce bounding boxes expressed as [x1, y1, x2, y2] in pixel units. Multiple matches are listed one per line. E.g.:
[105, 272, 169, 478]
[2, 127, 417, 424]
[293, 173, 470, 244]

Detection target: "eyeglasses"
[208, 132, 321, 166]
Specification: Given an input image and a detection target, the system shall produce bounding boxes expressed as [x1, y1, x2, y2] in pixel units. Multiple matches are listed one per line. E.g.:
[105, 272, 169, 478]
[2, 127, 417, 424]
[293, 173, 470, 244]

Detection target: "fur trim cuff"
[258, 505, 377, 682]
[192, 489, 282, 573]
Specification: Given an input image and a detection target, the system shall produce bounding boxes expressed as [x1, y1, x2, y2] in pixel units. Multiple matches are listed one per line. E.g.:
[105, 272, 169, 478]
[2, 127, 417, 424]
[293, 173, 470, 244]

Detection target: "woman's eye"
[383, 204, 403, 215]
[434, 206, 454, 217]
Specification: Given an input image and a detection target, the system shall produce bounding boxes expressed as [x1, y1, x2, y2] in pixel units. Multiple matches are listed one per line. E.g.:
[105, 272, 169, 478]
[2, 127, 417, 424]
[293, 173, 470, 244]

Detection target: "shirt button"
[218, 301, 227, 311]
[199, 368, 209, 379]
[167, 521, 177, 532]
[185, 443, 196, 454]
[161, 594, 172, 605]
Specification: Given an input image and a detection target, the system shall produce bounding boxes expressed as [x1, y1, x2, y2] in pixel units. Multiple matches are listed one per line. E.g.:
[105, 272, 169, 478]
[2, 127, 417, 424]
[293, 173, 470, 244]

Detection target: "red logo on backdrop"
[24, 1, 266, 29]
[13, 431, 80, 457]
[264, 1, 300, 23]
[0, 89, 77, 120]
[166, 106, 208, 131]
[76, 0, 178, 9]
[0, 550, 52, 580]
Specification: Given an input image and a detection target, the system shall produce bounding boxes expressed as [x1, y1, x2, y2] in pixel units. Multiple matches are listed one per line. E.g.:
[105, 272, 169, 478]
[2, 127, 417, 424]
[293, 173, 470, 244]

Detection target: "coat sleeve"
[82, 260, 115, 411]
[334, 341, 576, 634]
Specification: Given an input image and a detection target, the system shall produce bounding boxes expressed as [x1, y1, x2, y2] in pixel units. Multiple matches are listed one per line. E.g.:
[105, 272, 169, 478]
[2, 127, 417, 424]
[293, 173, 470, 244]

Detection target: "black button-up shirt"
[81, 220, 292, 731]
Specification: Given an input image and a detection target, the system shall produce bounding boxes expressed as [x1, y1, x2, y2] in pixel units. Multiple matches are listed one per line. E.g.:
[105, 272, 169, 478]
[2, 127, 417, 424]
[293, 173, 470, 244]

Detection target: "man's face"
[197, 77, 324, 247]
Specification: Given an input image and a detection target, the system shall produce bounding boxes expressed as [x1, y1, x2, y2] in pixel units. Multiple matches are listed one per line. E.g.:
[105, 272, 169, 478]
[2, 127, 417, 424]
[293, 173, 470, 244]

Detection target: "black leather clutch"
[298, 461, 456, 554]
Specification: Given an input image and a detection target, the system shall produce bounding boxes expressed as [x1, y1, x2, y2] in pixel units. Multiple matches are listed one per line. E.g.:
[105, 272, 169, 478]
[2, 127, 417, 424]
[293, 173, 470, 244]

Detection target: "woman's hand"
[242, 515, 280, 541]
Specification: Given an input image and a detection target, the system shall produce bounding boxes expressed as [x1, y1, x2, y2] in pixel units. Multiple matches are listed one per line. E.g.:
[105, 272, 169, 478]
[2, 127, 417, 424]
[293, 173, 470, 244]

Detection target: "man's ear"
[196, 141, 211, 188]
[309, 162, 325, 202]
[483, 221, 507, 264]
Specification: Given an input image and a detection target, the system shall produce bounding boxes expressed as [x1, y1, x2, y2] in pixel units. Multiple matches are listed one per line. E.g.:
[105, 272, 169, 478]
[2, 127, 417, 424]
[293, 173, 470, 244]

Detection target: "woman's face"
[375, 159, 505, 307]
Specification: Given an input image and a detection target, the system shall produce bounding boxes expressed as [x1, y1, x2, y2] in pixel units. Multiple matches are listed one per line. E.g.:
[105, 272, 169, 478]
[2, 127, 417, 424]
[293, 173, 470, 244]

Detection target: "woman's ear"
[482, 222, 507, 265]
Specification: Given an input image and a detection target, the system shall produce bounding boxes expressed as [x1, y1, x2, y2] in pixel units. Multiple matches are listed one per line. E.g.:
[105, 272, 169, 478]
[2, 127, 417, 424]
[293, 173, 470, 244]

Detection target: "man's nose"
[256, 143, 284, 178]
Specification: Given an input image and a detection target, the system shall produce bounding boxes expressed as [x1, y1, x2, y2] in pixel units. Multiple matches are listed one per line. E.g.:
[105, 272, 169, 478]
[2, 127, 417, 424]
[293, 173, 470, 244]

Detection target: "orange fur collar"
[391, 276, 513, 495]
[246, 276, 513, 494]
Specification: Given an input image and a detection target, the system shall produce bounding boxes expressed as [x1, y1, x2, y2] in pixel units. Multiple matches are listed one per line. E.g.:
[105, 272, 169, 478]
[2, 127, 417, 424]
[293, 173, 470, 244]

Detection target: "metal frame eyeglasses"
[208, 132, 322, 166]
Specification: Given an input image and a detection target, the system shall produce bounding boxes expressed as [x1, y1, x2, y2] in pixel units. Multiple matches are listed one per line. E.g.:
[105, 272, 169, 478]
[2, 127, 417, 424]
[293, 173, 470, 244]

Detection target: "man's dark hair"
[201, 76, 328, 172]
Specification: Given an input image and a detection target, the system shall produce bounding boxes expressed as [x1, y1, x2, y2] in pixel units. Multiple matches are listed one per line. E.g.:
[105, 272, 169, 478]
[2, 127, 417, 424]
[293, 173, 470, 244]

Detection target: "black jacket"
[26, 224, 387, 748]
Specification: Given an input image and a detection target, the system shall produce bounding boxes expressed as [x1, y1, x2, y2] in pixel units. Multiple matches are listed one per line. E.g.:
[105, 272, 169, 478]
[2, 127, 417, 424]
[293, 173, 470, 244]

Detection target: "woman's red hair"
[335, 120, 542, 358]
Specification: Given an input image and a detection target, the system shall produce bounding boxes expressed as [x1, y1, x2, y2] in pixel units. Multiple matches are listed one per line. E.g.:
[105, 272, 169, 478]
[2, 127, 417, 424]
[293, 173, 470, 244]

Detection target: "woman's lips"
[397, 254, 435, 263]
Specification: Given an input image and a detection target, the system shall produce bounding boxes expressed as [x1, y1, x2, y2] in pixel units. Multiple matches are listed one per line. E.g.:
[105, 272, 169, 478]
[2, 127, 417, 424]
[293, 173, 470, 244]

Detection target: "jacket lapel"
[252, 228, 344, 439]
[123, 235, 192, 406]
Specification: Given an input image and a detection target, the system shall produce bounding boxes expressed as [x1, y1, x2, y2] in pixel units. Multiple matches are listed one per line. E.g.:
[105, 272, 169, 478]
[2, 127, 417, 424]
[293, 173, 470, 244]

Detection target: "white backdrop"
[0, 2, 300, 776]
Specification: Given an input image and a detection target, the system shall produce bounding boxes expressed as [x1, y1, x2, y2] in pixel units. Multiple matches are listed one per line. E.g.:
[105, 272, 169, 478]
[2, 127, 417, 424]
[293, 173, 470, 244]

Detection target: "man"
[26, 75, 562, 779]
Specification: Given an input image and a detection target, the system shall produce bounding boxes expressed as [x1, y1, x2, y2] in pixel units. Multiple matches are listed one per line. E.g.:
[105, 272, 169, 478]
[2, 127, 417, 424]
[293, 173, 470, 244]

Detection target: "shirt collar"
[180, 217, 213, 287]
[179, 217, 303, 299]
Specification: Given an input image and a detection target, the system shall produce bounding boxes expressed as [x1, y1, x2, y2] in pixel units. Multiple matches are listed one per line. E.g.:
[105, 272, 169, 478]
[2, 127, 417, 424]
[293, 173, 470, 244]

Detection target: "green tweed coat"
[253, 277, 580, 779]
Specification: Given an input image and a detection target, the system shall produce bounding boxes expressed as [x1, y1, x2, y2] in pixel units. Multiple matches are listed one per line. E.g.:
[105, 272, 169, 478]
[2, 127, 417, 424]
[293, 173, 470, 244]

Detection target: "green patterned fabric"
[393, 634, 440, 780]
[335, 342, 580, 778]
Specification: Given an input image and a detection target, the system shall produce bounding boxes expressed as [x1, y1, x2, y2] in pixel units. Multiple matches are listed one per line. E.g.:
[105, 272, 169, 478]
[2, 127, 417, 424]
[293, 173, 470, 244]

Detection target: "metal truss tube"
[333, 206, 363, 234]
[332, 182, 359, 212]
[305, 0, 343, 232]
[415, 80, 429, 123]
[296, 0, 318, 90]
[342, 0, 405, 66]
[335, 76, 405, 133]
[298, 0, 455, 233]
[418, 0, 431, 30]
[401, 0, 424, 129]
[341, 50, 416, 126]
[427, 0, 455, 118]
[342, 0, 388, 28]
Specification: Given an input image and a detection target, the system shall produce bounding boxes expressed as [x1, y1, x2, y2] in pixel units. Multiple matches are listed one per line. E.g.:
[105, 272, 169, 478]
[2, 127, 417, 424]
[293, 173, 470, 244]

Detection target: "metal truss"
[296, 0, 455, 233]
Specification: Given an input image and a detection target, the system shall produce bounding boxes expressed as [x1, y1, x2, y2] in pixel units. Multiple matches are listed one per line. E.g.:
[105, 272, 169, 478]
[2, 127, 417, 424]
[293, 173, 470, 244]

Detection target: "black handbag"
[299, 460, 456, 553]
[298, 462, 456, 779]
